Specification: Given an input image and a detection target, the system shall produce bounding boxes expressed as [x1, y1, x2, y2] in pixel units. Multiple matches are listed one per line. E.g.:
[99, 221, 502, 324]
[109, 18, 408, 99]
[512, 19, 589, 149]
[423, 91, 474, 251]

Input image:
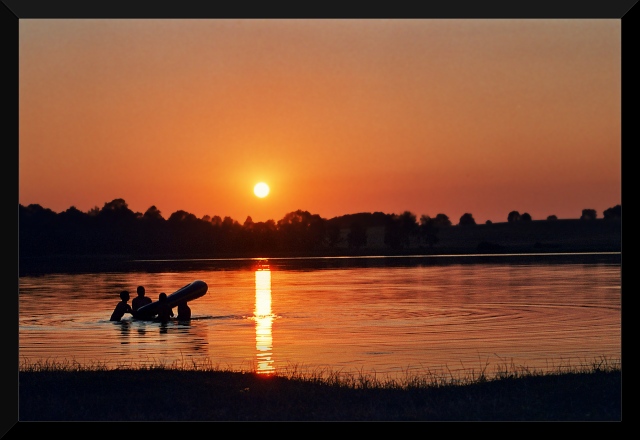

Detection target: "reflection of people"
[132, 285, 152, 312]
[156, 292, 174, 323]
[177, 301, 191, 321]
[110, 290, 133, 321]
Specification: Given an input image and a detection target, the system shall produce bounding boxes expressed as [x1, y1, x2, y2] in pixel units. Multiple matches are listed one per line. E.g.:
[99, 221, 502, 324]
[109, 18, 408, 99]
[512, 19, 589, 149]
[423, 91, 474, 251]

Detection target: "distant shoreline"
[20, 218, 622, 254]
[19, 218, 621, 276]
[19, 250, 621, 277]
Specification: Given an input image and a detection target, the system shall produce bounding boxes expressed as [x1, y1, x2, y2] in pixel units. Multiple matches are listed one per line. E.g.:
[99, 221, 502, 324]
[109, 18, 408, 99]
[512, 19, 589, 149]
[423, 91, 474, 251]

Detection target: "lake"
[18, 253, 621, 381]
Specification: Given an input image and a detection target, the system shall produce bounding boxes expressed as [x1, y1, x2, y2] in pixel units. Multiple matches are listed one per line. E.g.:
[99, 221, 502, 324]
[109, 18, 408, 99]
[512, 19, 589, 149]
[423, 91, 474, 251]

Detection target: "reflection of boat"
[133, 280, 208, 320]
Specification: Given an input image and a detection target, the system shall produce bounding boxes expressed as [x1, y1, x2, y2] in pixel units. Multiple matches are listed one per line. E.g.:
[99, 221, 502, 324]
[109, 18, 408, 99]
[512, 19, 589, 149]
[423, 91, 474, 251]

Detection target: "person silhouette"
[177, 301, 191, 321]
[110, 290, 133, 322]
[155, 292, 174, 323]
[132, 285, 152, 312]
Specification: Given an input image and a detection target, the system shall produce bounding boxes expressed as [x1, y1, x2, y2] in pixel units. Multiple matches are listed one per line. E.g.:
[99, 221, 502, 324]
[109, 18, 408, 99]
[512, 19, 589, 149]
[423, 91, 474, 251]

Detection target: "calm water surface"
[19, 254, 621, 380]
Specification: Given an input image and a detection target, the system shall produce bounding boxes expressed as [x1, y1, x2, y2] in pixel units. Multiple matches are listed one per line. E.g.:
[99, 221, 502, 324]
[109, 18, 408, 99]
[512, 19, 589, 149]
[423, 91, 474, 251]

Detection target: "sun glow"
[254, 182, 270, 198]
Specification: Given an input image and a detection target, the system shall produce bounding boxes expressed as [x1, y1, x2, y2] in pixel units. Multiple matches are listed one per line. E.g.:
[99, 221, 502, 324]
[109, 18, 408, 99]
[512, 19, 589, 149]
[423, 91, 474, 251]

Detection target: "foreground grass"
[19, 358, 621, 421]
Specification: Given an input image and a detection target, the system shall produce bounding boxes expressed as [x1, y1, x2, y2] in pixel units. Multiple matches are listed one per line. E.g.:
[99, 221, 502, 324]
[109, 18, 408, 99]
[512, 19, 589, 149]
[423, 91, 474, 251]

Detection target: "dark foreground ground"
[16, 368, 621, 422]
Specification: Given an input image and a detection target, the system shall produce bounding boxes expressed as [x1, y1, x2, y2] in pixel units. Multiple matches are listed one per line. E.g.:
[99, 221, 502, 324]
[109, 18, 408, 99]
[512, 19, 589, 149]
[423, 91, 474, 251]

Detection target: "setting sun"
[254, 182, 270, 198]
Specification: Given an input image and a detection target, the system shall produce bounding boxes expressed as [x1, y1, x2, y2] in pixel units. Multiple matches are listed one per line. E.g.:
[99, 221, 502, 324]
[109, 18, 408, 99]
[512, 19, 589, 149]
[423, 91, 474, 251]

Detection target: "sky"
[18, 19, 621, 224]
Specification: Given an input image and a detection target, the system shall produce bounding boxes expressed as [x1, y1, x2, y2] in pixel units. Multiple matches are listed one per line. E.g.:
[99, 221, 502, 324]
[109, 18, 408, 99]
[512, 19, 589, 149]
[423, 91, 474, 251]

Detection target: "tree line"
[19, 199, 621, 258]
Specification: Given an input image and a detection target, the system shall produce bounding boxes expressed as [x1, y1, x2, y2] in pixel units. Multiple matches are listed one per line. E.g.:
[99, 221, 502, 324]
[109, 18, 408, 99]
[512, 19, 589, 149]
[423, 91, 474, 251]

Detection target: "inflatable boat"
[132, 280, 208, 320]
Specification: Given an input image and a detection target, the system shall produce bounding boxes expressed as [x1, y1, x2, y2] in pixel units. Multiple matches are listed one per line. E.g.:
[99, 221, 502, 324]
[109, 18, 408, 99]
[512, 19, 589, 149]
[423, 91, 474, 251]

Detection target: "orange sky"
[19, 19, 621, 224]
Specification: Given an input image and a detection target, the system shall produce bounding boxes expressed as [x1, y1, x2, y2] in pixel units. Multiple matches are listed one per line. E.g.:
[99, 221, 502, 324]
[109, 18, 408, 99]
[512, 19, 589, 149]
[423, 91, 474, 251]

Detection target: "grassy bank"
[18, 359, 621, 421]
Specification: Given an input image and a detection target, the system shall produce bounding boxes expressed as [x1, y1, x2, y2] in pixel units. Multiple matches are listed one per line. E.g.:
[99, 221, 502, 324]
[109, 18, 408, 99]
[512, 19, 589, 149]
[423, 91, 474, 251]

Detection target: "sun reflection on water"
[254, 264, 274, 375]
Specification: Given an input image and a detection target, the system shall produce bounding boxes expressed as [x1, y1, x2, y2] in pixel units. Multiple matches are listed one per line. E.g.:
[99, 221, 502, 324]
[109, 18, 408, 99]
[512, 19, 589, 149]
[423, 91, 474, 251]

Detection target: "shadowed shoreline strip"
[18, 366, 621, 421]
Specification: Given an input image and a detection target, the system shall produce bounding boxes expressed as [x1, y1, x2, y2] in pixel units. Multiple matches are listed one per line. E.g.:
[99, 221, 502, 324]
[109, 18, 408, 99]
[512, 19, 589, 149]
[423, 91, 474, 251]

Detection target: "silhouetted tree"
[547, 215, 558, 221]
[95, 199, 140, 254]
[520, 212, 532, 222]
[58, 205, 85, 221]
[326, 223, 343, 248]
[580, 209, 597, 220]
[603, 204, 621, 220]
[419, 215, 440, 247]
[458, 213, 476, 226]
[137, 206, 168, 254]
[56, 206, 92, 254]
[163, 210, 210, 254]
[222, 216, 239, 228]
[19, 204, 60, 255]
[143, 205, 164, 221]
[385, 211, 418, 249]
[215, 216, 242, 253]
[328, 212, 389, 230]
[239, 216, 256, 252]
[398, 211, 419, 236]
[96, 198, 138, 224]
[485, 220, 492, 225]
[277, 210, 326, 251]
[508, 211, 521, 222]
[384, 217, 402, 249]
[168, 210, 198, 223]
[347, 222, 367, 249]
[433, 213, 452, 227]
[250, 220, 278, 253]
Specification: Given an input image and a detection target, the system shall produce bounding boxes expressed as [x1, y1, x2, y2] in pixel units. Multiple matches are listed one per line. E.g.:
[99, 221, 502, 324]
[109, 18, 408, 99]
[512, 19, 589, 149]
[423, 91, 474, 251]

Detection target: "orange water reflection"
[18, 258, 621, 377]
[254, 263, 275, 375]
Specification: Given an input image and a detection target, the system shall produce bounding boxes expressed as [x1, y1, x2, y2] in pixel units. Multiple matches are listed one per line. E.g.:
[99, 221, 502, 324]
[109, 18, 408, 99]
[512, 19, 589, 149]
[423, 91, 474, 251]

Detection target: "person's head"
[120, 290, 130, 301]
[159, 292, 167, 302]
[137, 286, 145, 297]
